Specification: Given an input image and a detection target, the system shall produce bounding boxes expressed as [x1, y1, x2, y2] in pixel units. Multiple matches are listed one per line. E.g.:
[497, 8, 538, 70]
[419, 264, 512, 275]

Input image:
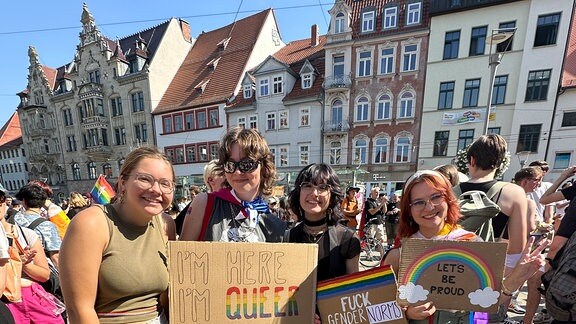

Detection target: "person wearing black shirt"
[384, 194, 400, 247]
[364, 187, 386, 242]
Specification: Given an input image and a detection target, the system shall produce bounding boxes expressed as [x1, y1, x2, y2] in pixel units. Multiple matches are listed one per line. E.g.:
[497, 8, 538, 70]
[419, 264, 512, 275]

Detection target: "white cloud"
[468, 287, 500, 308]
[398, 283, 429, 303]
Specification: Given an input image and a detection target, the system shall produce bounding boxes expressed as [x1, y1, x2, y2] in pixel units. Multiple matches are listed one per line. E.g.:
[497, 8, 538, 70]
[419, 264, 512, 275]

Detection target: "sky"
[0, 0, 333, 127]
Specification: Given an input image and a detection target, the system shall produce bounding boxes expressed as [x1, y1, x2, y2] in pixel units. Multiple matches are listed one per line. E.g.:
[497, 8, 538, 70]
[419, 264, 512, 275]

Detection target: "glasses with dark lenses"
[130, 173, 175, 194]
[223, 159, 260, 174]
[300, 182, 331, 195]
[410, 193, 445, 211]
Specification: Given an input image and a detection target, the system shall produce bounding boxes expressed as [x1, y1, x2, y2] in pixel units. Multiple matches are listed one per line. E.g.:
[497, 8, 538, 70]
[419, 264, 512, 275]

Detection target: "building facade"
[0, 113, 28, 196]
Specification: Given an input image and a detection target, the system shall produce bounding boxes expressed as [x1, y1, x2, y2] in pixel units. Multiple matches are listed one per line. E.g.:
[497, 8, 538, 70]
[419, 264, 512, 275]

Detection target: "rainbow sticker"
[317, 265, 396, 300]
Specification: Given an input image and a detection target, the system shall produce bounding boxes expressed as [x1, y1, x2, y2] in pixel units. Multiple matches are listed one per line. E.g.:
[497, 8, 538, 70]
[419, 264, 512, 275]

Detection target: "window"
[185, 112, 195, 130]
[492, 75, 508, 105]
[497, 21, 515, 52]
[333, 55, 345, 78]
[114, 127, 126, 145]
[300, 108, 310, 126]
[362, 11, 375, 32]
[174, 114, 183, 132]
[517, 124, 541, 153]
[534, 13, 561, 47]
[383, 7, 397, 29]
[110, 97, 123, 116]
[374, 137, 388, 163]
[175, 147, 185, 164]
[379, 48, 394, 74]
[406, 2, 421, 25]
[434, 131, 449, 156]
[354, 139, 367, 164]
[243, 85, 252, 98]
[88, 162, 97, 180]
[89, 70, 101, 84]
[299, 145, 309, 166]
[134, 123, 148, 143]
[131, 92, 145, 112]
[198, 144, 208, 161]
[279, 110, 289, 129]
[457, 129, 475, 151]
[103, 163, 113, 177]
[438, 82, 455, 109]
[259, 79, 269, 96]
[248, 115, 258, 129]
[356, 97, 369, 121]
[272, 76, 283, 94]
[302, 73, 312, 89]
[488, 127, 501, 135]
[525, 69, 551, 101]
[377, 94, 392, 120]
[210, 143, 219, 160]
[469, 26, 487, 56]
[197, 111, 207, 129]
[209, 109, 218, 127]
[358, 51, 372, 77]
[165, 148, 175, 162]
[66, 135, 77, 152]
[443, 31, 460, 60]
[562, 111, 576, 127]
[237, 116, 246, 129]
[463, 79, 480, 107]
[402, 44, 418, 72]
[554, 152, 571, 169]
[331, 100, 343, 130]
[399, 92, 414, 118]
[163, 116, 173, 133]
[63, 109, 73, 126]
[267, 112, 276, 131]
[186, 145, 196, 163]
[72, 163, 81, 180]
[395, 137, 410, 163]
[280, 146, 289, 166]
[335, 12, 345, 33]
[330, 141, 341, 164]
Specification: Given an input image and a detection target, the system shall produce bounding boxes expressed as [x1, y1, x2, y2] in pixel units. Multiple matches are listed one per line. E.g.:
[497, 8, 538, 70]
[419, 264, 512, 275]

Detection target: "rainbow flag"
[317, 265, 397, 300]
[90, 175, 115, 205]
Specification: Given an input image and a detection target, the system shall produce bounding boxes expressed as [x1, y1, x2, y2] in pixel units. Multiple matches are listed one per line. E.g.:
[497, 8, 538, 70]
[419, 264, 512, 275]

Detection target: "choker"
[303, 217, 328, 227]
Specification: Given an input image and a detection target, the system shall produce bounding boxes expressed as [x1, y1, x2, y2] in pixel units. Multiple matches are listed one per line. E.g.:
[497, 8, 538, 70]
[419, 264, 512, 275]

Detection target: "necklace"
[303, 224, 327, 243]
[303, 217, 327, 227]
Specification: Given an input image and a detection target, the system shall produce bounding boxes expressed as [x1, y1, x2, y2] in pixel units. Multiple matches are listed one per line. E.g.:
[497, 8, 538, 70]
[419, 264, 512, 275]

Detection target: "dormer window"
[302, 73, 313, 89]
[217, 37, 230, 51]
[195, 79, 209, 93]
[335, 12, 345, 33]
[362, 11, 375, 32]
[272, 76, 283, 94]
[383, 6, 397, 29]
[243, 85, 253, 99]
[406, 2, 422, 25]
[88, 70, 101, 84]
[207, 57, 221, 70]
[259, 79, 269, 97]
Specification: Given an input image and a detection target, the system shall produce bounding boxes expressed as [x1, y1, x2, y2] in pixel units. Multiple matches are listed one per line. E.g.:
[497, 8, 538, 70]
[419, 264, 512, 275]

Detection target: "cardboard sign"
[397, 239, 507, 312]
[317, 265, 407, 324]
[168, 242, 318, 323]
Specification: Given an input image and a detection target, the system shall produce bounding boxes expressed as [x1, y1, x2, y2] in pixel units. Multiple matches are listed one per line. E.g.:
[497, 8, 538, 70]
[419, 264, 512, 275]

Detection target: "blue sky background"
[0, 0, 332, 127]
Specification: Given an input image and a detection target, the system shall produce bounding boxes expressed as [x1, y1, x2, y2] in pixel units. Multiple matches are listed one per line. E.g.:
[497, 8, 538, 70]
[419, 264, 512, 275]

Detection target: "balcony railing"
[85, 145, 112, 154]
[81, 115, 109, 129]
[323, 75, 352, 90]
[322, 119, 350, 133]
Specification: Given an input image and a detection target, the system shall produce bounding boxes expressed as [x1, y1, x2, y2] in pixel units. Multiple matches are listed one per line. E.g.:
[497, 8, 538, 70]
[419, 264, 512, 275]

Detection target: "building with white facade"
[16, 3, 192, 194]
[153, 9, 285, 185]
[420, 0, 574, 181]
[0, 113, 28, 196]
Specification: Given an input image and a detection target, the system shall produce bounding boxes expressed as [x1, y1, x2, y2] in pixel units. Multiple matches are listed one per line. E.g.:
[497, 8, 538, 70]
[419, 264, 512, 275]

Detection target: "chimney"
[311, 24, 319, 47]
[179, 19, 191, 42]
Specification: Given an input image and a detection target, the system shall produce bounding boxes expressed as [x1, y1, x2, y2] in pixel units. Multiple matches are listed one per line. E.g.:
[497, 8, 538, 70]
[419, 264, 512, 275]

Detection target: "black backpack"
[541, 230, 576, 322]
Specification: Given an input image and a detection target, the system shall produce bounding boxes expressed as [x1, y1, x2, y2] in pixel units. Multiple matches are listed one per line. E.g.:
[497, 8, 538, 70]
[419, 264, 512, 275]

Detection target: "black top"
[558, 198, 576, 239]
[364, 197, 384, 225]
[458, 180, 509, 239]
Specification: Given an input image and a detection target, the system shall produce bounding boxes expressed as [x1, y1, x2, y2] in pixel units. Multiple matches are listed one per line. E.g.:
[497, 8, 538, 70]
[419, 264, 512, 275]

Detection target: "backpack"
[541, 230, 576, 322]
[453, 182, 507, 242]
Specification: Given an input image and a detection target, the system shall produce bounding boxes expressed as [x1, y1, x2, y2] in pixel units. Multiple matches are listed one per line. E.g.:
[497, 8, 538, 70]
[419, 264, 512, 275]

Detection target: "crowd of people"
[0, 129, 572, 324]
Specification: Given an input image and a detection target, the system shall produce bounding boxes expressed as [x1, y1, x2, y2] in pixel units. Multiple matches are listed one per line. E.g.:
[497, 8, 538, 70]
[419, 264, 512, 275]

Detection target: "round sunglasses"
[223, 158, 260, 174]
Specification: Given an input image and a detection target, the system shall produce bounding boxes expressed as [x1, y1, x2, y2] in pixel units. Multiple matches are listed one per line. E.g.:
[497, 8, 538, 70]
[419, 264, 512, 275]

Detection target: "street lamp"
[482, 28, 516, 135]
[516, 151, 531, 168]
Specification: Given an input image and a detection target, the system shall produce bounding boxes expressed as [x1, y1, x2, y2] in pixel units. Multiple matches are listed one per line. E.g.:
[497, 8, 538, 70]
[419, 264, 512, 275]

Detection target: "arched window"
[399, 92, 414, 118]
[374, 137, 389, 163]
[335, 12, 345, 33]
[377, 94, 392, 120]
[72, 163, 81, 180]
[88, 162, 97, 180]
[330, 100, 343, 131]
[356, 97, 369, 121]
[330, 141, 341, 164]
[354, 138, 367, 164]
[395, 137, 411, 163]
[103, 163, 113, 177]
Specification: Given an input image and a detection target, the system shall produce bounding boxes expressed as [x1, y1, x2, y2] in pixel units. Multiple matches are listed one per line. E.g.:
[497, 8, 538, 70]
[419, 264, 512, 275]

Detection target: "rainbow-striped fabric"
[90, 175, 115, 205]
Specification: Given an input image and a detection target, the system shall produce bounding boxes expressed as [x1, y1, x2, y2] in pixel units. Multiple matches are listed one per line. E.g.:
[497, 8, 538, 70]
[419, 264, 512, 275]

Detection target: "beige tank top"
[95, 205, 169, 323]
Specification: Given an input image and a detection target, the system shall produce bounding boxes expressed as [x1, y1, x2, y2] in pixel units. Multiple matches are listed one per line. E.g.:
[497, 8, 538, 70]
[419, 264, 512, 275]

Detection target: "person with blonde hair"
[203, 159, 225, 192]
[66, 192, 88, 219]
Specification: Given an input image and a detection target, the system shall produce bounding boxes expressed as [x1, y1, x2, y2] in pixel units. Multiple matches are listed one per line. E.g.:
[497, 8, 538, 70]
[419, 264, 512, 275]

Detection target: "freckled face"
[410, 182, 447, 237]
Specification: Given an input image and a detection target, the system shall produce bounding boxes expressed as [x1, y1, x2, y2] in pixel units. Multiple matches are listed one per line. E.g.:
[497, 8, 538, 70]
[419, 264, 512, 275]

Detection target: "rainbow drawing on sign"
[402, 247, 495, 288]
[317, 265, 396, 300]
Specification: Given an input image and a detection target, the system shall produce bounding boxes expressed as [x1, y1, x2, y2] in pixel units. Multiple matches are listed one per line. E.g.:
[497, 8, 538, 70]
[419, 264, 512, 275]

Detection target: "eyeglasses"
[410, 193, 445, 211]
[223, 158, 260, 174]
[300, 182, 331, 195]
[530, 177, 543, 182]
[129, 173, 175, 194]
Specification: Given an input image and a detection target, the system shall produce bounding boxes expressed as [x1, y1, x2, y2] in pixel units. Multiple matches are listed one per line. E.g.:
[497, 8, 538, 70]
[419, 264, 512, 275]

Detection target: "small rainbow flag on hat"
[90, 175, 115, 205]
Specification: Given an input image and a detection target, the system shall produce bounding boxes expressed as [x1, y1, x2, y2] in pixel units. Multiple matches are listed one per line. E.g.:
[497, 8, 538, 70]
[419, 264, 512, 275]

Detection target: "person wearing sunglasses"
[59, 147, 176, 323]
[180, 127, 286, 242]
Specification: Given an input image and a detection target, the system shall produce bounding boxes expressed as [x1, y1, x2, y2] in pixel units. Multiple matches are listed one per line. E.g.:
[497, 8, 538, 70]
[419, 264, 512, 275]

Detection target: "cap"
[11, 199, 22, 206]
[347, 186, 360, 193]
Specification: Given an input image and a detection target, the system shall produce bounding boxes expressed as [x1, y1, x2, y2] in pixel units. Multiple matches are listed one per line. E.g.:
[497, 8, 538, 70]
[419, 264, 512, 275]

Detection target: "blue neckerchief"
[241, 197, 270, 214]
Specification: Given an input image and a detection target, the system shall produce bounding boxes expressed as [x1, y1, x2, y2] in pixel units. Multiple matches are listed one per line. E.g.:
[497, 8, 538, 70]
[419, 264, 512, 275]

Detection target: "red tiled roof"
[562, 11, 576, 88]
[42, 66, 57, 91]
[0, 112, 22, 146]
[283, 54, 325, 102]
[155, 9, 272, 114]
[273, 36, 327, 64]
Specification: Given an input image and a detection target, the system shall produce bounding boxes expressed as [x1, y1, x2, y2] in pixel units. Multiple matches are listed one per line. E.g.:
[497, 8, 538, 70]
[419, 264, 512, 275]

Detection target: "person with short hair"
[364, 187, 386, 243]
[341, 186, 360, 229]
[528, 160, 554, 225]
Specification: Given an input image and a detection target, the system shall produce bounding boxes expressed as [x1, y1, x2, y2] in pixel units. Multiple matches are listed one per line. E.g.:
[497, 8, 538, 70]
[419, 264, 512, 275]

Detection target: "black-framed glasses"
[223, 158, 260, 174]
[129, 173, 175, 194]
[300, 182, 331, 195]
[410, 193, 445, 211]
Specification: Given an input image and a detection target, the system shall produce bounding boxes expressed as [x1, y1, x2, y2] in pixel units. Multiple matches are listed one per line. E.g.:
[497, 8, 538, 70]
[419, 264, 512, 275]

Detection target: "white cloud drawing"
[398, 283, 429, 303]
[468, 287, 500, 308]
